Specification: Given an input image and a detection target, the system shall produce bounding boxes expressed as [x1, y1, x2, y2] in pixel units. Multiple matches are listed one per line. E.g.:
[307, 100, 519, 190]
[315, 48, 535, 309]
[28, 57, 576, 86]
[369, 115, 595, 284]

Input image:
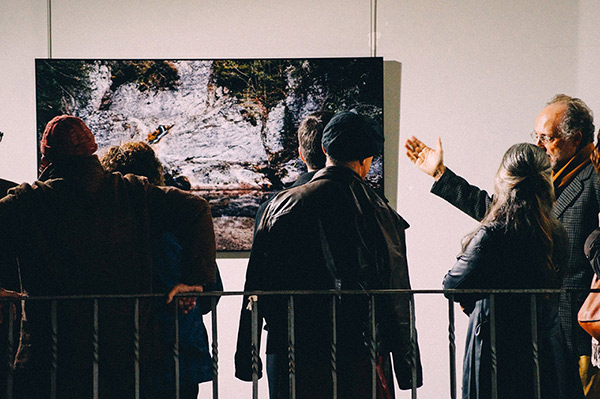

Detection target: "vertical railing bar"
[448, 296, 457, 399]
[50, 300, 57, 399]
[211, 296, 219, 399]
[6, 301, 14, 399]
[134, 298, 140, 399]
[530, 294, 540, 399]
[409, 293, 418, 399]
[93, 299, 99, 399]
[251, 297, 259, 399]
[288, 295, 296, 399]
[489, 294, 498, 399]
[173, 300, 180, 399]
[370, 295, 377, 399]
[331, 295, 337, 399]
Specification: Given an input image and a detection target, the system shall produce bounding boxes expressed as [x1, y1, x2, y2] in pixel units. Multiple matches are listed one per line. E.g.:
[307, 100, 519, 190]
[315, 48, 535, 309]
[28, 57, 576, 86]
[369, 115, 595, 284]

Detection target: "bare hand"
[0, 288, 24, 300]
[405, 136, 445, 180]
[178, 297, 197, 314]
[246, 295, 258, 311]
[167, 284, 203, 314]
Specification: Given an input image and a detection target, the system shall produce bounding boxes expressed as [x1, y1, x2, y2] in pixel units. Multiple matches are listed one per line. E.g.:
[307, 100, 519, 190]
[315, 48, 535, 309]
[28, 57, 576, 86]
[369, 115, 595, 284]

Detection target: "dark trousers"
[266, 352, 395, 399]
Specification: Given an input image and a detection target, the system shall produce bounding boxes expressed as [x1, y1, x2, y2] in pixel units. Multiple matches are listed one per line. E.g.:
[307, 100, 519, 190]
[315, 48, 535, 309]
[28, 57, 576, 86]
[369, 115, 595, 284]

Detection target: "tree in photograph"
[35, 60, 93, 139]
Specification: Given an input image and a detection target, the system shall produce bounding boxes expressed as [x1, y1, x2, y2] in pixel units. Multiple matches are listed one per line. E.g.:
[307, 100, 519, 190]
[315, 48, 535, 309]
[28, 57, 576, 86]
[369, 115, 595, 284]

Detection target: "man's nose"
[535, 138, 545, 148]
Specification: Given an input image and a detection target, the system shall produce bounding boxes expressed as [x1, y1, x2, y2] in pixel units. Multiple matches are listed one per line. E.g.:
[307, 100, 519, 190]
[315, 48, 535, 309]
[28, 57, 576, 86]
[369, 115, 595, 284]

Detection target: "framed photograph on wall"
[35, 58, 384, 251]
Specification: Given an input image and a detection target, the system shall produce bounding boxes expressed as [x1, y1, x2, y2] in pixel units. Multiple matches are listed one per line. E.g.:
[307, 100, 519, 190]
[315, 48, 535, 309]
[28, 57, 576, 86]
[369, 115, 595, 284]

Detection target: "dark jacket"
[0, 179, 16, 198]
[153, 232, 222, 393]
[0, 156, 216, 399]
[432, 166, 600, 356]
[444, 224, 582, 399]
[235, 171, 318, 382]
[236, 166, 422, 394]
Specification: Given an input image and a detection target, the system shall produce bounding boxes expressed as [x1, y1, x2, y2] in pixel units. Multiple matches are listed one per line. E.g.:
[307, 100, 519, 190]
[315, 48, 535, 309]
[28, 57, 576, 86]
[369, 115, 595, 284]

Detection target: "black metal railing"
[0, 288, 591, 398]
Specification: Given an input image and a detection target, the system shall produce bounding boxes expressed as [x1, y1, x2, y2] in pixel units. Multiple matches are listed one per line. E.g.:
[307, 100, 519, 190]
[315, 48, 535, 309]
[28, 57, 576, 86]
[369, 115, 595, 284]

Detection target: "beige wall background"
[2, 1, 600, 397]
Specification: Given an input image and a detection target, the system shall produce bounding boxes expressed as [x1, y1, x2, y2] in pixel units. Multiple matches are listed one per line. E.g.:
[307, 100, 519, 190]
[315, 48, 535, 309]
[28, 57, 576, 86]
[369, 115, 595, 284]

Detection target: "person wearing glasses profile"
[405, 94, 600, 397]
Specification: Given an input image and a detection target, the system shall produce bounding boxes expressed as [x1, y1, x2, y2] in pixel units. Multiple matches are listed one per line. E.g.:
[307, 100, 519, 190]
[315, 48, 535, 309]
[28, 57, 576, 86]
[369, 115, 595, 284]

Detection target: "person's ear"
[573, 131, 583, 148]
[321, 145, 327, 156]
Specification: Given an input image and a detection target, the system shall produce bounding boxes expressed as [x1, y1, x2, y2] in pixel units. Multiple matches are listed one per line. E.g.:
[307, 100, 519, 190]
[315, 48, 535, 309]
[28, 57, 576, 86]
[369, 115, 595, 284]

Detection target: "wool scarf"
[552, 143, 594, 197]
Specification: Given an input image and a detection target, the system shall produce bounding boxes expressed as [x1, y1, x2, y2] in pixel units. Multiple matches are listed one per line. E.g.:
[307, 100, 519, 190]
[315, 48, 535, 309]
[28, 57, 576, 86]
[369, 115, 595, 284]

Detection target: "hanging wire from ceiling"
[370, 0, 378, 57]
[47, 0, 53, 59]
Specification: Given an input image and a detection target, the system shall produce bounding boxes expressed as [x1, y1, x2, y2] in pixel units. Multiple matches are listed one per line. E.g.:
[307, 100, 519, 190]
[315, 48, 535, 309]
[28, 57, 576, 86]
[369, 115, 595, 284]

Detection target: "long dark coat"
[444, 224, 583, 399]
[432, 166, 600, 356]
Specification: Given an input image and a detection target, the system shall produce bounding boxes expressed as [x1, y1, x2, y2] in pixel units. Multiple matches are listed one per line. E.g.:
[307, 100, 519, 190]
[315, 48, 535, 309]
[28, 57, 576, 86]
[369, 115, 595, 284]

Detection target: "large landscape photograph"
[35, 58, 384, 251]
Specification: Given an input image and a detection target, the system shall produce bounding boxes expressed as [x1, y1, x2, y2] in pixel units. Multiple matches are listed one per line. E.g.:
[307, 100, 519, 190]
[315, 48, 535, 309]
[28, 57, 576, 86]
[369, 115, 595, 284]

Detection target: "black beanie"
[322, 111, 384, 161]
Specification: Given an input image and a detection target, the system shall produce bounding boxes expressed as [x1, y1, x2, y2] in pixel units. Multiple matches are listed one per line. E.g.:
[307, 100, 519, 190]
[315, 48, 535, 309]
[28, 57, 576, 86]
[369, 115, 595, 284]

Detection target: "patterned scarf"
[552, 143, 594, 197]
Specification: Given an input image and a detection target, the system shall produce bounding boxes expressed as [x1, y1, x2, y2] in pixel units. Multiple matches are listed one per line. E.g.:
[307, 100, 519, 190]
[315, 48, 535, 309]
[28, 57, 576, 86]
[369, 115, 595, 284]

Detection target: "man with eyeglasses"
[405, 94, 600, 396]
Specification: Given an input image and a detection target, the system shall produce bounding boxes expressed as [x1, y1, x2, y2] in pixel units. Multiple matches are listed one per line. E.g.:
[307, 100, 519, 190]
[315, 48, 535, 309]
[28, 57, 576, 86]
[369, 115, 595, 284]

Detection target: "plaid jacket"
[432, 165, 600, 356]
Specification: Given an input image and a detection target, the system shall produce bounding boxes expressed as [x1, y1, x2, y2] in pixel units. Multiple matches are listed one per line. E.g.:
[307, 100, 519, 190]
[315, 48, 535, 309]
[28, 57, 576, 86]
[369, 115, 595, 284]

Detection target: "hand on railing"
[166, 283, 204, 314]
[246, 295, 258, 311]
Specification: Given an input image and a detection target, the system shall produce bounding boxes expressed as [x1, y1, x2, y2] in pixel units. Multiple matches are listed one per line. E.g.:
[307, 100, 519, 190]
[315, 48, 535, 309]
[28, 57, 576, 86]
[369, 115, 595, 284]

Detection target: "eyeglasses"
[530, 131, 560, 144]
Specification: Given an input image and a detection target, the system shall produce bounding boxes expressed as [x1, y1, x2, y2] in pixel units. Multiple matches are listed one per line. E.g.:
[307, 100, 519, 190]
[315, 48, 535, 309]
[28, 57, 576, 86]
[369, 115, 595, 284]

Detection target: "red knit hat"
[40, 115, 98, 159]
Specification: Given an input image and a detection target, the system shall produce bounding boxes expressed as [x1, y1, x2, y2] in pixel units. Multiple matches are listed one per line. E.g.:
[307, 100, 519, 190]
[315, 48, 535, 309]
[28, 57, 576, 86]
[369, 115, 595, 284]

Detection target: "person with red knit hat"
[0, 114, 217, 398]
[40, 114, 98, 158]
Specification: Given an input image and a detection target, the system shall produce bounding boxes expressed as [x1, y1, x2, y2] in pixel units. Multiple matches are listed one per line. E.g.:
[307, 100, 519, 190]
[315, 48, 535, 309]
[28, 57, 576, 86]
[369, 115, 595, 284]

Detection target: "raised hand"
[405, 136, 446, 180]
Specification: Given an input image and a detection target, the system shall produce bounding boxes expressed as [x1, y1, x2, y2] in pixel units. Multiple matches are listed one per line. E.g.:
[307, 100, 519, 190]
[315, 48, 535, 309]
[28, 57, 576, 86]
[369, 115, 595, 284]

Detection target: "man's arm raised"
[405, 136, 446, 181]
[404, 135, 491, 221]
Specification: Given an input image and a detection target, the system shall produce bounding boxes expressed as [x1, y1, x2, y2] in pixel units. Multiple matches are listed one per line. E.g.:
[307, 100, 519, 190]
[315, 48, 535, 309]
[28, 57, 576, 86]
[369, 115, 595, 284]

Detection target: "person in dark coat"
[100, 141, 222, 399]
[405, 94, 600, 396]
[0, 115, 216, 399]
[234, 111, 332, 396]
[239, 111, 422, 398]
[443, 143, 583, 399]
[579, 127, 600, 370]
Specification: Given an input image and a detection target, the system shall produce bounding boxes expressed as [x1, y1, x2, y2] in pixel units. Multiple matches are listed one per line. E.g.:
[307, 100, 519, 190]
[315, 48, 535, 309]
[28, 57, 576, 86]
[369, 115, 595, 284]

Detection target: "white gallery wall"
[2, 1, 600, 397]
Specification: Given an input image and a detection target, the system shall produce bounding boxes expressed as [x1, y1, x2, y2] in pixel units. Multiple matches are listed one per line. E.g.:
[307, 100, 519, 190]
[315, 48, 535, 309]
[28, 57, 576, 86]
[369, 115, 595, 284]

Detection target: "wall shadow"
[383, 61, 402, 210]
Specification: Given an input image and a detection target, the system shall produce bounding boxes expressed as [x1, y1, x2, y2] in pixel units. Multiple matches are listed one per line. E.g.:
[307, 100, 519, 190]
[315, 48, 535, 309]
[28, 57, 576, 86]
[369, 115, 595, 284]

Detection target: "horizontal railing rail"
[0, 288, 592, 398]
[2, 287, 594, 302]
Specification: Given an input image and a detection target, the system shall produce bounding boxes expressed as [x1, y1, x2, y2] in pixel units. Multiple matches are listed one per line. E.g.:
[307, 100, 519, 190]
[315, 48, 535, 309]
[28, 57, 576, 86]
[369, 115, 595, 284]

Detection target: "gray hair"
[547, 94, 594, 146]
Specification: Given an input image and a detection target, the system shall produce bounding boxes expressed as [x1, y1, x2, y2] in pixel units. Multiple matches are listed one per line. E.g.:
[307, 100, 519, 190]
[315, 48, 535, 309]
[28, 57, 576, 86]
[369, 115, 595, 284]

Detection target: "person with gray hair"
[444, 143, 583, 398]
[405, 94, 600, 396]
[544, 94, 595, 148]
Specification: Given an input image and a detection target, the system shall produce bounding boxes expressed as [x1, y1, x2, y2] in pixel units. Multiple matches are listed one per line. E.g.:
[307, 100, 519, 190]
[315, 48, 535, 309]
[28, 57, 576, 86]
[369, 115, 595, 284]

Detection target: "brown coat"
[0, 156, 216, 398]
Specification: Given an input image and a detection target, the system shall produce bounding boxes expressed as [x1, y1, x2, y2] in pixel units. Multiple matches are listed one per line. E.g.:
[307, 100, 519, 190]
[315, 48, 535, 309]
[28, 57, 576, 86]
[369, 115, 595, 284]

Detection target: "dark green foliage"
[212, 58, 383, 124]
[289, 58, 383, 121]
[211, 58, 383, 187]
[105, 60, 180, 92]
[212, 59, 288, 114]
[35, 59, 93, 139]
[212, 60, 294, 171]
